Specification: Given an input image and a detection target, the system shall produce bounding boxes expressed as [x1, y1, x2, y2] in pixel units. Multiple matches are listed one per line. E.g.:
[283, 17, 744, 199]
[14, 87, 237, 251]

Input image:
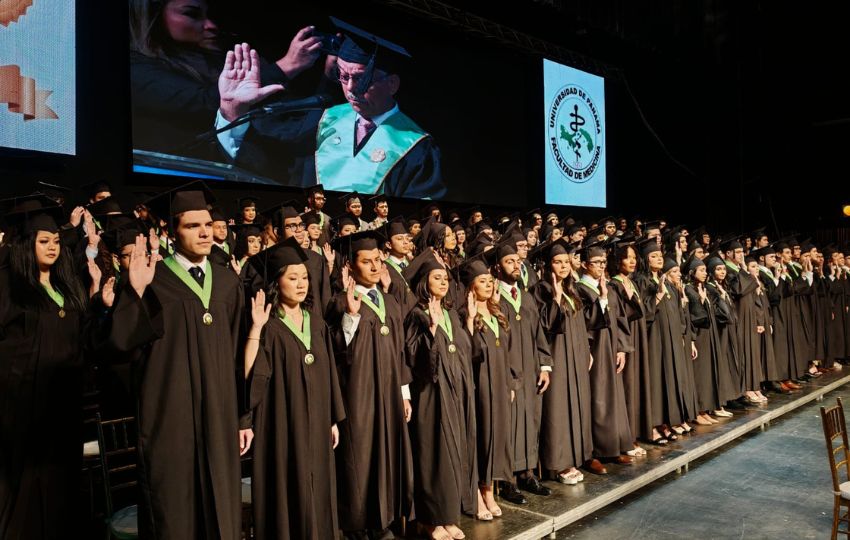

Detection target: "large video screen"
[128, 1, 558, 206]
[0, 0, 75, 155]
[543, 58, 606, 208]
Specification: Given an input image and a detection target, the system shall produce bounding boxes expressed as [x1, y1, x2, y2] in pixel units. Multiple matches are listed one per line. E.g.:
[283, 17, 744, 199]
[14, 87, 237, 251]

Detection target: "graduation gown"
[248, 313, 346, 540]
[386, 259, 417, 317]
[635, 274, 693, 427]
[326, 290, 413, 532]
[707, 281, 744, 401]
[685, 284, 724, 412]
[726, 267, 765, 390]
[786, 264, 814, 376]
[672, 287, 700, 421]
[762, 268, 791, 381]
[0, 272, 86, 540]
[458, 307, 515, 485]
[498, 283, 553, 472]
[575, 279, 633, 458]
[532, 281, 593, 472]
[826, 273, 849, 364]
[609, 277, 654, 441]
[404, 308, 478, 524]
[108, 262, 244, 540]
[518, 261, 538, 293]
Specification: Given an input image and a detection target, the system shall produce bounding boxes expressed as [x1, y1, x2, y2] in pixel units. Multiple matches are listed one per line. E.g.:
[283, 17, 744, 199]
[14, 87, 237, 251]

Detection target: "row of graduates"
[3, 180, 850, 540]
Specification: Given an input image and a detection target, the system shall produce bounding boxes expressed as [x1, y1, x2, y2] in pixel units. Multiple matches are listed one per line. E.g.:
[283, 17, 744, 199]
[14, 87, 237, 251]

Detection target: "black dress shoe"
[499, 482, 528, 504]
[518, 475, 552, 496]
[725, 400, 746, 410]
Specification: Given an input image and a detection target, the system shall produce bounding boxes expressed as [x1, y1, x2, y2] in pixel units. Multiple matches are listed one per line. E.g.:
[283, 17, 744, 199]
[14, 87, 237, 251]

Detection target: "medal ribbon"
[41, 283, 65, 308]
[360, 289, 387, 325]
[279, 308, 311, 351]
[163, 256, 212, 310]
[499, 286, 522, 315]
[480, 312, 500, 340]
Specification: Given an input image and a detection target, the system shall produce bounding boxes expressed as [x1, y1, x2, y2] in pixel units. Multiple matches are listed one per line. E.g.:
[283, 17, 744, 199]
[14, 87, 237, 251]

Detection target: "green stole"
[315, 104, 429, 193]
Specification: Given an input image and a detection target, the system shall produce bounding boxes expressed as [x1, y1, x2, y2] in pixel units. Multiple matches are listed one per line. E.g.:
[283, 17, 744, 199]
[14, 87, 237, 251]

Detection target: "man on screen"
[217, 19, 446, 200]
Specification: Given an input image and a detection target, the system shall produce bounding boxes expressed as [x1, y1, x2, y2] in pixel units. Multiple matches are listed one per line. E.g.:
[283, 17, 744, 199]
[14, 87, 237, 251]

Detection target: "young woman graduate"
[531, 238, 597, 484]
[705, 256, 747, 409]
[607, 242, 659, 448]
[0, 196, 92, 540]
[684, 257, 732, 424]
[457, 258, 516, 521]
[402, 249, 478, 540]
[243, 237, 346, 540]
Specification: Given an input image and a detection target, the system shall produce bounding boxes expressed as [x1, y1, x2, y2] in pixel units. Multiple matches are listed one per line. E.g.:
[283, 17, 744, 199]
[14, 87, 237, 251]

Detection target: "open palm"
[219, 43, 284, 121]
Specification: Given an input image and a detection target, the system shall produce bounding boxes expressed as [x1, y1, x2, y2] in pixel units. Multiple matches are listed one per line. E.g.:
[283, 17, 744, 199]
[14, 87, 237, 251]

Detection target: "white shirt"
[173, 250, 208, 272]
[341, 283, 410, 400]
[580, 274, 608, 311]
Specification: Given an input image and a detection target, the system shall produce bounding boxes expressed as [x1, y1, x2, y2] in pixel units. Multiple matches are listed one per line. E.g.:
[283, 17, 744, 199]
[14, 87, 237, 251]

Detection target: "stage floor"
[403, 369, 850, 539]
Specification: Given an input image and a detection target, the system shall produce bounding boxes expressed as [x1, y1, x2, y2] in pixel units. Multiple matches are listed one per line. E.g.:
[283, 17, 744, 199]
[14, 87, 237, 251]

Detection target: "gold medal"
[203, 312, 213, 326]
[304, 353, 315, 365]
[380, 324, 390, 336]
[495, 338, 501, 347]
[58, 309, 66, 319]
[516, 314, 522, 321]
[448, 343, 457, 353]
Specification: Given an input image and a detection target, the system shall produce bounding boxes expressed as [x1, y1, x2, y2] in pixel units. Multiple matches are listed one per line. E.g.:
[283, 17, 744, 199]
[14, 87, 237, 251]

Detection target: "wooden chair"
[820, 397, 850, 539]
[97, 414, 139, 540]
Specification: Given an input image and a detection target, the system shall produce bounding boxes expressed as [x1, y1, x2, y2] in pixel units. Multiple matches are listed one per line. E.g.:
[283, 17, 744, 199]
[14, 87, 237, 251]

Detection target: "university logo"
[547, 84, 602, 184]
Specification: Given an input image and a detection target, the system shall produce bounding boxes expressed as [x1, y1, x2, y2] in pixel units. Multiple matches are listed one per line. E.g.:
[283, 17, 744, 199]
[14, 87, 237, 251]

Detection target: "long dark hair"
[9, 231, 87, 312]
[547, 261, 582, 313]
[266, 264, 313, 312]
[129, 0, 222, 83]
[413, 268, 454, 311]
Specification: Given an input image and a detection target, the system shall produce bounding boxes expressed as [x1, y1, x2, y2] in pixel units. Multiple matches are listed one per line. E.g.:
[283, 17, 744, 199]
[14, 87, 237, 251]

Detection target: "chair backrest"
[821, 397, 850, 495]
[96, 413, 138, 517]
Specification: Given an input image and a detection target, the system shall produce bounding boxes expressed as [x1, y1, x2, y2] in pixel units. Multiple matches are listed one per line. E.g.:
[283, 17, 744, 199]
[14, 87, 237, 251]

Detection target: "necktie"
[356, 118, 376, 148]
[400, 260, 408, 269]
[511, 286, 518, 300]
[188, 266, 205, 286]
[367, 289, 379, 305]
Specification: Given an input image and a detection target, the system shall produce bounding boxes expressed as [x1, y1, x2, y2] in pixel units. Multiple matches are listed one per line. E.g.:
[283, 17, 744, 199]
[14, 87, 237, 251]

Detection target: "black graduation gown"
[0, 273, 86, 540]
[242, 249, 331, 320]
[108, 262, 244, 540]
[575, 279, 633, 458]
[762, 269, 791, 381]
[458, 307, 515, 485]
[326, 290, 413, 532]
[498, 283, 553, 472]
[386, 260, 417, 317]
[685, 284, 724, 412]
[635, 274, 684, 426]
[248, 313, 346, 540]
[672, 287, 700, 421]
[519, 261, 538, 293]
[532, 281, 593, 472]
[404, 308, 478, 524]
[726, 267, 765, 390]
[707, 282, 744, 402]
[827, 274, 849, 364]
[786, 264, 814, 376]
[609, 277, 654, 441]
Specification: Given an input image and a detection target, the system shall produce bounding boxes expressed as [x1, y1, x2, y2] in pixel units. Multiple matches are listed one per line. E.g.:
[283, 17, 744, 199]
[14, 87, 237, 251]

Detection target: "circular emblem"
[203, 312, 213, 326]
[448, 343, 457, 354]
[304, 353, 315, 365]
[370, 149, 387, 163]
[58, 309, 66, 319]
[516, 314, 522, 321]
[380, 324, 390, 336]
[331, 136, 342, 145]
[547, 84, 602, 184]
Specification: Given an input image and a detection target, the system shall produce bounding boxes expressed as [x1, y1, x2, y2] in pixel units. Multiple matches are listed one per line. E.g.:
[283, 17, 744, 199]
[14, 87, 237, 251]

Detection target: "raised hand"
[219, 43, 285, 121]
[345, 276, 361, 315]
[250, 289, 272, 329]
[148, 228, 160, 255]
[341, 265, 350, 288]
[69, 206, 85, 228]
[87, 258, 102, 298]
[102, 277, 116, 308]
[491, 278, 501, 302]
[129, 234, 159, 298]
[84, 213, 100, 248]
[698, 282, 708, 304]
[465, 291, 477, 334]
[276, 26, 323, 79]
[322, 243, 334, 273]
[427, 296, 443, 335]
[379, 263, 391, 293]
[551, 271, 564, 298]
[599, 273, 608, 298]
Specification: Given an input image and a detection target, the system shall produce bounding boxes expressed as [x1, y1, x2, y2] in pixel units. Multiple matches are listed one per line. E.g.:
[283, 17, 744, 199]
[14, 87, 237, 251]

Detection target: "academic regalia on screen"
[107, 181, 246, 540]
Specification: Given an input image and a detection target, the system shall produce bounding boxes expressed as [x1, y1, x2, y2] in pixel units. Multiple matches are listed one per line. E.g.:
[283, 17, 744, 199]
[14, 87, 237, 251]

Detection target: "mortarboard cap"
[247, 236, 310, 285]
[332, 16, 412, 79]
[2, 194, 65, 234]
[145, 181, 215, 224]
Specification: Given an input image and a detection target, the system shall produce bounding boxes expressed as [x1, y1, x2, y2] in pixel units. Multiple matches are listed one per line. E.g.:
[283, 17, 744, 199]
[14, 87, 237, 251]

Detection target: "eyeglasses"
[337, 69, 389, 88]
[283, 223, 305, 231]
